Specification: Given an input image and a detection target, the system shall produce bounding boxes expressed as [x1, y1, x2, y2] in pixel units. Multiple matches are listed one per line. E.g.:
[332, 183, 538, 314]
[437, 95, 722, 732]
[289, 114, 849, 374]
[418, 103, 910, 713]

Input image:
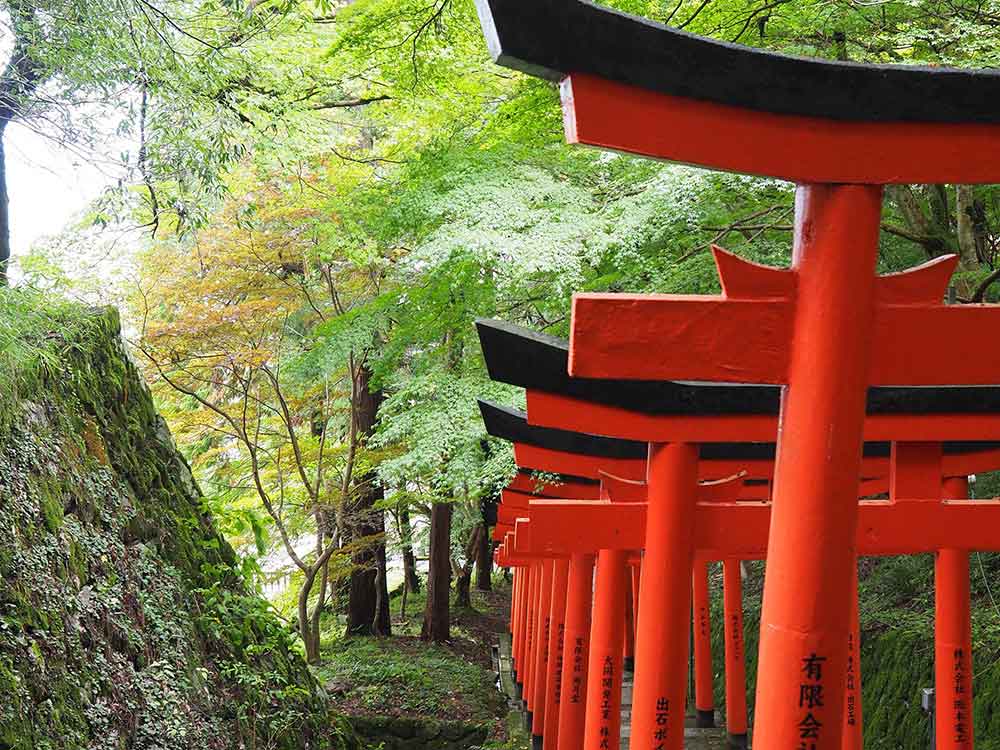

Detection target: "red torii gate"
[499, 472, 767, 746]
[506, 476, 993, 748]
[484, 401, 1000, 750]
[478, 309, 1000, 749]
[473, 1, 1000, 748]
[500, 458, 996, 750]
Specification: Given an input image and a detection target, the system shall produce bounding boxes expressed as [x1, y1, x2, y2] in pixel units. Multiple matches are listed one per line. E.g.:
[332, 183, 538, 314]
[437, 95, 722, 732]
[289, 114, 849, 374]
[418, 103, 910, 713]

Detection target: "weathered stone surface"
[349, 715, 490, 750]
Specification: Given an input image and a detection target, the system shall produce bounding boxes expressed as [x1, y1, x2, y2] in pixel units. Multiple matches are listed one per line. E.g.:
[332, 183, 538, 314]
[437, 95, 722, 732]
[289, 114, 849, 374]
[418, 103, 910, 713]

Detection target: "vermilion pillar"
[936, 476, 974, 750]
[631, 442, 699, 750]
[753, 185, 881, 750]
[544, 559, 570, 750]
[512, 568, 523, 687]
[624, 571, 636, 671]
[723, 559, 748, 750]
[632, 562, 641, 628]
[558, 553, 595, 750]
[526, 563, 540, 716]
[533, 560, 555, 746]
[520, 564, 533, 698]
[583, 548, 628, 750]
[511, 568, 518, 634]
[843, 560, 863, 750]
[693, 561, 715, 728]
[516, 565, 528, 699]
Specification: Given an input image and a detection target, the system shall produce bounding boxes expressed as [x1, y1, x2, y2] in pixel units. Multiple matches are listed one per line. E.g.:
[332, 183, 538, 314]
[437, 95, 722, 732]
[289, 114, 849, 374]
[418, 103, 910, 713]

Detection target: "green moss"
[38, 481, 64, 533]
[315, 634, 504, 722]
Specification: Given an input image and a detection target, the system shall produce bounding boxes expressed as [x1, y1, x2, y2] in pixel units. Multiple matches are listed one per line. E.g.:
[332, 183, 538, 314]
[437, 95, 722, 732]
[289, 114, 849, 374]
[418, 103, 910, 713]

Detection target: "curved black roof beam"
[482, 399, 781, 461]
[476, 318, 1000, 416]
[474, 0, 1000, 124]
[473, 0, 1000, 183]
[481, 400, 1000, 464]
[481, 399, 647, 459]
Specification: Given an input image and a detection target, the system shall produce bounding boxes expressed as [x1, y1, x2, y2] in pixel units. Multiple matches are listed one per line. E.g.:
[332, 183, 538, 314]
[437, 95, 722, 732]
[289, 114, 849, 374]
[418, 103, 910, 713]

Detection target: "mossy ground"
[314, 583, 511, 744]
[0, 292, 353, 750]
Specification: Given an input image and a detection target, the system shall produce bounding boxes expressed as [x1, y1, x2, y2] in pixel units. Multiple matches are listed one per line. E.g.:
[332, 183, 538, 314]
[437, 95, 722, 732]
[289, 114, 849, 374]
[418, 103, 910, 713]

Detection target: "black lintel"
[479, 400, 1000, 461]
[474, 0, 1000, 124]
[476, 318, 1000, 416]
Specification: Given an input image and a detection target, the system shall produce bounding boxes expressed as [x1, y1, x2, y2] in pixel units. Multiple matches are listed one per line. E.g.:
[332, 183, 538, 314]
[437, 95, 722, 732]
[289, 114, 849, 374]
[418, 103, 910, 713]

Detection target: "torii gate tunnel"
[472, 2, 1000, 748]
[485, 401, 1000, 750]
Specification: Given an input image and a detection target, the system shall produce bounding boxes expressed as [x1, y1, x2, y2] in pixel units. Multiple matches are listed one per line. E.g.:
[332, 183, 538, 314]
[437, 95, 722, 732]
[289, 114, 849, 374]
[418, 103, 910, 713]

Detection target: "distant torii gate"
[473, 1, 1000, 748]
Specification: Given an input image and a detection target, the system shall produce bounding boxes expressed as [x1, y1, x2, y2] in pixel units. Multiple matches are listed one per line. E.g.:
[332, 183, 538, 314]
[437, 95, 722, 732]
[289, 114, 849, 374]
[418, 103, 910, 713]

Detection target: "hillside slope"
[0, 295, 351, 750]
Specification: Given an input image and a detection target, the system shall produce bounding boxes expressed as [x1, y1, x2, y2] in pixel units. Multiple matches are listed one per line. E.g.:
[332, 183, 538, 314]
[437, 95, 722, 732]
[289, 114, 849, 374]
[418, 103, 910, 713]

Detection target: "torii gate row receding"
[478, 318, 1000, 750]
[497, 471, 979, 750]
[498, 475, 763, 750]
[494, 455, 984, 750]
[482, 403, 999, 750]
[473, 1, 1000, 748]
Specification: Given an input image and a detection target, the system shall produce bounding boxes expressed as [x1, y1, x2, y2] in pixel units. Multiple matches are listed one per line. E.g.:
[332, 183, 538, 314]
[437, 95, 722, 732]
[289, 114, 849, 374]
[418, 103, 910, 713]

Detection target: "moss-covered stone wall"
[0, 301, 353, 750]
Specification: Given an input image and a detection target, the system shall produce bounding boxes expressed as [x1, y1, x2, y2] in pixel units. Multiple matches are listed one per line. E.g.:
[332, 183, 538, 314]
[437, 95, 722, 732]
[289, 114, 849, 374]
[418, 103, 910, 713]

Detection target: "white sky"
[6, 121, 111, 265]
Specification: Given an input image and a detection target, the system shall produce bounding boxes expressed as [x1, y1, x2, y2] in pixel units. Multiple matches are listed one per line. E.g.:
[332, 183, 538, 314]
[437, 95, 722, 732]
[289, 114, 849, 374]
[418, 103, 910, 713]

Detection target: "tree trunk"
[454, 524, 482, 609]
[927, 184, 950, 231]
[372, 540, 389, 636]
[299, 572, 321, 664]
[455, 559, 473, 609]
[476, 522, 492, 591]
[0, 21, 47, 285]
[956, 185, 980, 272]
[399, 505, 421, 593]
[0, 131, 10, 285]
[346, 480, 391, 635]
[345, 364, 391, 636]
[308, 553, 330, 656]
[421, 501, 453, 643]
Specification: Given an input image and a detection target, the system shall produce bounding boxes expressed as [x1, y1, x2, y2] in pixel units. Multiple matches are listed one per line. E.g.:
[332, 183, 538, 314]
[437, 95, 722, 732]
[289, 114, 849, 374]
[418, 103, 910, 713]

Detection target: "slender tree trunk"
[372, 541, 389, 636]
[346, 481, 391, 634]
[421, 501, 453, 643]
[399, 505, 421, 593]
[455, 560, 473, 608]
[308, 554, 330, 656]
[0, 19, 46, 285]
[0, 130, 10, 285]
[454, 524, 482, 609]
[346, 364, 391, 636]
[299, 574, 321, 664]
[476, 522, 492, 591]
[956, 185, 980, 272]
